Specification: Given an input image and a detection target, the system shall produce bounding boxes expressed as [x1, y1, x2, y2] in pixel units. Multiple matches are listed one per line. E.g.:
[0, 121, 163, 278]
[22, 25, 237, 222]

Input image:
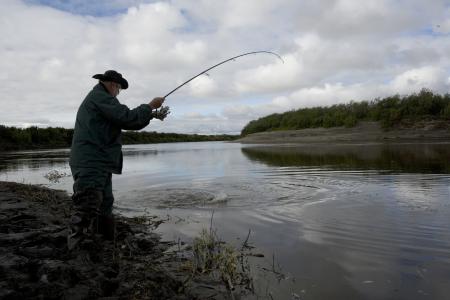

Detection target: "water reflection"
[241, 143, 450, 173]
[0, 148, 70, 171]
[1, 142, 450, 299]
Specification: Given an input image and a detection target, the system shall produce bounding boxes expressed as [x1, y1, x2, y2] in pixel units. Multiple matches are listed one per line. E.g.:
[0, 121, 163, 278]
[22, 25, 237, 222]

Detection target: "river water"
[1, 141, 449, 299]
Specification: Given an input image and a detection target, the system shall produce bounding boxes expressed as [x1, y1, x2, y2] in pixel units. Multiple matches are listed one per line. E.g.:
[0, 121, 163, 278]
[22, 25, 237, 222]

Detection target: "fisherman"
[68, 70, 169, 248]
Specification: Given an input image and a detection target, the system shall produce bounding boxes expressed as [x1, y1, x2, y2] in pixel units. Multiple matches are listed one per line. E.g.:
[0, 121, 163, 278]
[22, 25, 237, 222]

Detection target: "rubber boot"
[67, 189, 103, 250]
[96, 214, 115, 241]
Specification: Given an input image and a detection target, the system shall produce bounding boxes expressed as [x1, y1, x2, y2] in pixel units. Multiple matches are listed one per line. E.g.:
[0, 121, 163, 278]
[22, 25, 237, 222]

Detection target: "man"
[68, 70, 169, 248]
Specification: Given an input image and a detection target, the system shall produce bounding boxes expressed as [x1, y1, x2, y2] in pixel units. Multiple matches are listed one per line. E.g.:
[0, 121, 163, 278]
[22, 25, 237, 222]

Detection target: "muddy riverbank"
[236, 121, 450, 144]
[0, 181, 235, 299]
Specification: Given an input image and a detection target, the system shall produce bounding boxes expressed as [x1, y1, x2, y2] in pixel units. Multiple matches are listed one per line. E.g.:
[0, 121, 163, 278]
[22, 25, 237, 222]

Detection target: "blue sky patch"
[24, 0, 153, 17]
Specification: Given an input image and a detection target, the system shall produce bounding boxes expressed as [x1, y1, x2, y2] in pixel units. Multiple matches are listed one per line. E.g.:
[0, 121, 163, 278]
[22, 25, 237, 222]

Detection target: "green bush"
[241, 89, 450, 136]
[442, 103, 450, 120]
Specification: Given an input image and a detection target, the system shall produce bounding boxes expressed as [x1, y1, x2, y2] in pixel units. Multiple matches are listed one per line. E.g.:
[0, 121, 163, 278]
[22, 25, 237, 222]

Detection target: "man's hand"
[149, 97, 165, 109]
[152, 106, 170, 121]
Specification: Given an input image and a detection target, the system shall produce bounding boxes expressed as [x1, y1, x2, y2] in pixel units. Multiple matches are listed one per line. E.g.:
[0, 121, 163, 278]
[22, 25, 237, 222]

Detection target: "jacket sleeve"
[93, 93, 153, 130]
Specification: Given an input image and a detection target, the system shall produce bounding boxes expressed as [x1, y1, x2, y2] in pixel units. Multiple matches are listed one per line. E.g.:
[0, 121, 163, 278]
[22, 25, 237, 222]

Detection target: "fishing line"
[164, 51, 284, 98]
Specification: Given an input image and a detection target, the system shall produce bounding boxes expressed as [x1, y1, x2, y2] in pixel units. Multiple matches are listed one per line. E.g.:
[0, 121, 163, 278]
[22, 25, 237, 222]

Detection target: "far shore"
[235, 121, 450, 144]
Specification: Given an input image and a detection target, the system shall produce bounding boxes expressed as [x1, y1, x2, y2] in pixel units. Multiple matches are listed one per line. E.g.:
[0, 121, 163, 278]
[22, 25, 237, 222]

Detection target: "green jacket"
[70, 83, 153, 174]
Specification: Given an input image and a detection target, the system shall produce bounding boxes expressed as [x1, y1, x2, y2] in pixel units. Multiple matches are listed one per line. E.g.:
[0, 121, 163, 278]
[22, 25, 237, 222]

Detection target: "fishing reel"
[152, 106, 170, 121]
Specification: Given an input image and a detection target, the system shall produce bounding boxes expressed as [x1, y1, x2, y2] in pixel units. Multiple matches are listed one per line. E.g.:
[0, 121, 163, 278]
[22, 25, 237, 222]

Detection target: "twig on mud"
[241, 229, 252, 251]
[209, 210, 215, 236]
[177, 237, 183, 253]
[236, 229, 259, 292]
[273, 253, 275, 272]
[125, 238, 133, 257]
[261, 253, 286, 281]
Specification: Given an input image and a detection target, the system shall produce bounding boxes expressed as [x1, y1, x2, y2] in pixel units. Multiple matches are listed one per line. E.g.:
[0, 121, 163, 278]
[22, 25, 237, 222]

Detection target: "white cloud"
[390, 66, 449, 94]
[118, 3, 188, 66]
[0, 0, 449, 134]
[293, 83, 380, 107]
[187, 75, 218, 97]
[224, 65, 450, 126]
[234, 54, 301, 93]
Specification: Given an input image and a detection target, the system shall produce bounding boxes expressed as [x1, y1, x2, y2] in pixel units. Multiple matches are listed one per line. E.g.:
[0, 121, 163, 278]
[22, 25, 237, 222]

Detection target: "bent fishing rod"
[151, 51, 283, 120]
[164, 51, 284, 98]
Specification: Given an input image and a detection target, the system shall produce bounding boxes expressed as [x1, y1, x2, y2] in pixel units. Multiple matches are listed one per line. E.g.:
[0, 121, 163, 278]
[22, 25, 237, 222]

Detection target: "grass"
[13, 183, 59, 204]
[183, 213, 256, 295]
[191, 228, 239, 288]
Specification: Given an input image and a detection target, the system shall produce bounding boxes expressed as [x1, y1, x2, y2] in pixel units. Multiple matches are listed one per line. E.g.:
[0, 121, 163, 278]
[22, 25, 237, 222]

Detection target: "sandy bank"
[236, 121, 450, 144]
[0, 181, 232, 299]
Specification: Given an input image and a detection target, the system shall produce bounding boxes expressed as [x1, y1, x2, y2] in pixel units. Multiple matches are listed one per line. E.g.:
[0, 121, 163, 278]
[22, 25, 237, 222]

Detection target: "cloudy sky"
[1, 0, 449, 134]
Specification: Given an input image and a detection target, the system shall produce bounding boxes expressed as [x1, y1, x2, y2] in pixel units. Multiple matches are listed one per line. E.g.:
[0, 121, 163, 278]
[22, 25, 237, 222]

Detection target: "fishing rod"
[152, 51, 283, 121]
[164, 51, 284, 98]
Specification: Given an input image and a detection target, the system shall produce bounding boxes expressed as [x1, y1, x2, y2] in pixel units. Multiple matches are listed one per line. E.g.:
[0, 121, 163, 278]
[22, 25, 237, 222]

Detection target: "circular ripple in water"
[122, 188, 228, 209]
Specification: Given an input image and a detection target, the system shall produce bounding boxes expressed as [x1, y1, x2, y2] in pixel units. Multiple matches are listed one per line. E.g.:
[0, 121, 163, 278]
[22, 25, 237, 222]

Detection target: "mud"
[0, 181, 231, 299]
[236, 121, 450, 144]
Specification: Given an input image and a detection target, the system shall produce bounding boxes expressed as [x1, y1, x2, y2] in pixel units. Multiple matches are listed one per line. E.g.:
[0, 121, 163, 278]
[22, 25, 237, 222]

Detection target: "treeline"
[241, 89, 450, 136]
[0, 126, 238, 151]
[0, 126, 73, 151]
[121, 131, 237, 144]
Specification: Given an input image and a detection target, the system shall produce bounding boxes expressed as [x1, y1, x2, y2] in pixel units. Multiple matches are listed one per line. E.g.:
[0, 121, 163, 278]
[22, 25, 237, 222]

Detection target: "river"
[1, 141, 449, 299]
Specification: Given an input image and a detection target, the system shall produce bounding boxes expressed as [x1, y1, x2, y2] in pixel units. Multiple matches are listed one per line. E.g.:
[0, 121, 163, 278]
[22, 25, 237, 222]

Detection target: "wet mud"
[236, 121, 450, 144]
[0, 181, 231, 299]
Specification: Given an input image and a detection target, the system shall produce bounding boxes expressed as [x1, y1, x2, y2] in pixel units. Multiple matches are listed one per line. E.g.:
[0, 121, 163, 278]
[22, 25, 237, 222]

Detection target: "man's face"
[111, 82, 121, 97]
[105, 82, 121, 97]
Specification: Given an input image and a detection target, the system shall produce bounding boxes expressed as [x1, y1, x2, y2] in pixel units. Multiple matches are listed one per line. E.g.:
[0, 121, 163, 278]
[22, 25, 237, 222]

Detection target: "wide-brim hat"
[92, 70, 128, 89]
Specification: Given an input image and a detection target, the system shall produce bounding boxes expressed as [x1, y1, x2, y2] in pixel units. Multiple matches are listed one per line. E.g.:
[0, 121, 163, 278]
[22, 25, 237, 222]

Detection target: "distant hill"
[241, 89, 450, 136]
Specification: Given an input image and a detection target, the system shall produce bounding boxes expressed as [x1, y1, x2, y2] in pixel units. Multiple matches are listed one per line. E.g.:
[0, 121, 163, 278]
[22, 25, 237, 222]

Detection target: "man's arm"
[94, 94, 165, 130]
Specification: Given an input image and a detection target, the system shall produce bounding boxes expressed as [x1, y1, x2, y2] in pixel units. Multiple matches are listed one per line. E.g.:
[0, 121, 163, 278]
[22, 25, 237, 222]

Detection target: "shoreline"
[0, 181, 232, 299]
[235, 121, 450, 144]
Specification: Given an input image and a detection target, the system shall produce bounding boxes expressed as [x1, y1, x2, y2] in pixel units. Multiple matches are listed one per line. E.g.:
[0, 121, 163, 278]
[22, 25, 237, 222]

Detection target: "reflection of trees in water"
[0, 148, 158, 174]
[0, 159, 68, 173]
[241, 144, 450, 173]
[0, 150, 69, 173]
[122, 149, 158, 158]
